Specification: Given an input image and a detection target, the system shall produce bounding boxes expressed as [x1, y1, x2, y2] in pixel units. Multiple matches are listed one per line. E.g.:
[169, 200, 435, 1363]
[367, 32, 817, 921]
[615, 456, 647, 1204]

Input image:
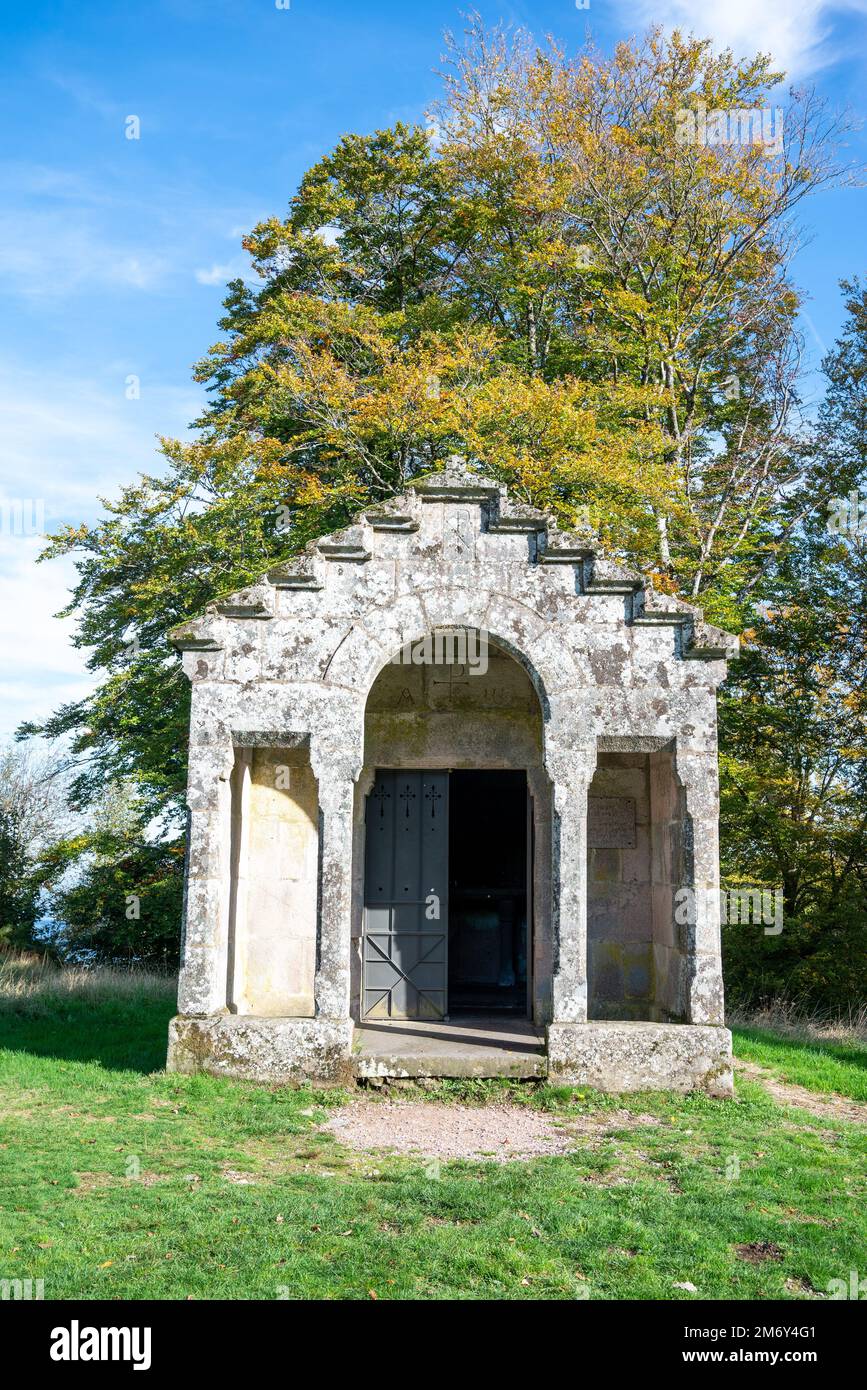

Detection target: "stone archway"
[349, 630, 553, 1024]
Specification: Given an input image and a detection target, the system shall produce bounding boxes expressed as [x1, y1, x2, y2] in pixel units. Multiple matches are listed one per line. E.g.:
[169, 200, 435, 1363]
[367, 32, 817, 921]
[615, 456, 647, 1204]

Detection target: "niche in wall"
[587, 744, 685, 1022]
[227, 744, 319, 1017]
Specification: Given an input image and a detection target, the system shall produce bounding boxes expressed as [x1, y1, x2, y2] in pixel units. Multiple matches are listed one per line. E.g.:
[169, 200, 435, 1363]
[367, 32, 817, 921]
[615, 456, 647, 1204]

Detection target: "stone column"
[225, 748, 251, 1014]
[177, 738, 235, 1017]
[526, 765, 553, 1022]
[548, 744, 597, 1024]
[350, 767, 378, 1019]
[676, 749, 725, 1025]
[312, 755, 359, 1021]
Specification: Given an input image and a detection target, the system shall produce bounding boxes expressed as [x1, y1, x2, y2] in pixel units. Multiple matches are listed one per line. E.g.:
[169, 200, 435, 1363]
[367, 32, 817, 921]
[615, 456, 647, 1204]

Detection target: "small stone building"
[167, 461, 739, 1093]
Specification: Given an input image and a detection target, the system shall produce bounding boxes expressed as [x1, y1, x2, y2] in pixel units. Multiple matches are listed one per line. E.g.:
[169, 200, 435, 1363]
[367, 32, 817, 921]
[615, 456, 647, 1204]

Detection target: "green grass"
[730, 1026, 867, 1103]
[0, 962, 864, 1300]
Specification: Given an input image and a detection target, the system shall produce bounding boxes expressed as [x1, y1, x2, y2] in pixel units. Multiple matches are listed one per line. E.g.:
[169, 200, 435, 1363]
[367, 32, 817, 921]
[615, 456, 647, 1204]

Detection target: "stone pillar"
[676, 749, 725, 1025]
[177, 738, 235, 1017]
[225, 748, 252, 1013]
[548, 744, 597, 1024]
[526, 765, 553, 1023]
[312, 756, 358, 1021]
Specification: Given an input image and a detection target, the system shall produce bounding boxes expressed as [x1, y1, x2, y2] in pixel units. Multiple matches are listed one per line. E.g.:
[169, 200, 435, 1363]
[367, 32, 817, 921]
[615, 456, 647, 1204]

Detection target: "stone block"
[547, 1021, 733, 1095]
[167, 1015, 355, 1084]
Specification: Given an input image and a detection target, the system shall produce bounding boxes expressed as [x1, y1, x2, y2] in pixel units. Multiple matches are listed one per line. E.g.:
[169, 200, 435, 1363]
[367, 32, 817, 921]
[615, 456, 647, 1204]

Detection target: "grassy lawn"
[731, 1027, 867, 1103]
[0, 962, 864, 1301]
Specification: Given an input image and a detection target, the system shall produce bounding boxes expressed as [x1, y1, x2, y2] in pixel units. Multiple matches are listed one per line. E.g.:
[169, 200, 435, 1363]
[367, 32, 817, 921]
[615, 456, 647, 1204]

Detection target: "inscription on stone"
[587, 795, 636, 848]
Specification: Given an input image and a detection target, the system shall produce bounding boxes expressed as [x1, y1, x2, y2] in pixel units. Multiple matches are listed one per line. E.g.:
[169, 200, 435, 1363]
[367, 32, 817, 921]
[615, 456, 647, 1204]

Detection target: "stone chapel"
[167, 460, 739, 1094]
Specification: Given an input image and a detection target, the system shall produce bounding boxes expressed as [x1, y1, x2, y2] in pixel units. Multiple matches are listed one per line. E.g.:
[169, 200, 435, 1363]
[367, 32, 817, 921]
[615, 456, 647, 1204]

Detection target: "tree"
[21, 22, 852, 963]
[0, 742, 71, 953]
[212, 21, 846, 614]
[35, 779, 183, 967]
[719, 284, 867, 1009]
[0, 807, 41, 951]
[815, 277, 867, 503]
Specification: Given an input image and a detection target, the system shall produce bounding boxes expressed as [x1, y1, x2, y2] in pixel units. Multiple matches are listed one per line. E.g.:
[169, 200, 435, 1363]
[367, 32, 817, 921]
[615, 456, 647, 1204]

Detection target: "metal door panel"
[362, 770, 448, 1019]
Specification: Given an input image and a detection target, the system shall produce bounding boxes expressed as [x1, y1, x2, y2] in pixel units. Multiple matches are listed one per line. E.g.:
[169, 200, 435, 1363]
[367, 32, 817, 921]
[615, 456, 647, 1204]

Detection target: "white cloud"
[0, 540, 93, 741]
[0, 163, 114, 205]
[194, 259, 248, 286]
[0, 363, 201, 519]
[0, 363, 203, 739]
[619, 0, 867, 79]
[0, 162, 267, 303]
[0, 210, 170, 298]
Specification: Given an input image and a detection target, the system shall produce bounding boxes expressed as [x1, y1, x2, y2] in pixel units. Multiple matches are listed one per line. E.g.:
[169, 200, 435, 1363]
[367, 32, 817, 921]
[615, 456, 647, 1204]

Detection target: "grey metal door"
[362, 770, 449, 1019]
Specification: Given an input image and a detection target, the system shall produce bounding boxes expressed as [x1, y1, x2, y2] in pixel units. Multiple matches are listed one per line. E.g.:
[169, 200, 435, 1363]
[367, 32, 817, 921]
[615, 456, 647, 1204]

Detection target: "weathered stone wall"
[587, 746, 687, 1023]
[649, 746, 686, 1021]
[227, 746, 318, 1017]
[364, 639, 543, 770]
[587, 752, 656, 1020]
[547, 1021, 733, 1095]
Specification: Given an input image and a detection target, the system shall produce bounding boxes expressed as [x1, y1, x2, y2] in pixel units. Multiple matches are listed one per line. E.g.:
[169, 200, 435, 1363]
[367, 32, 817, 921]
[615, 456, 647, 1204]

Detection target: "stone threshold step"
[354, 1050, 547, 1080]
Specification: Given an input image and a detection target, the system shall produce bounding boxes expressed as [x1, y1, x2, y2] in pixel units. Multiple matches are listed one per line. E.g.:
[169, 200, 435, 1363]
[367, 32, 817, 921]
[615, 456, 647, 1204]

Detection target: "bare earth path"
[322, 1099, 657, 1161]
[735, 1058, 867, 1125]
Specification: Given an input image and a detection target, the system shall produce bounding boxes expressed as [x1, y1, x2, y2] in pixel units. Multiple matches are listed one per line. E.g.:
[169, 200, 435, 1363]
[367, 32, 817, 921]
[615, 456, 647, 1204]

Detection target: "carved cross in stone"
[430, 663, 470, 703]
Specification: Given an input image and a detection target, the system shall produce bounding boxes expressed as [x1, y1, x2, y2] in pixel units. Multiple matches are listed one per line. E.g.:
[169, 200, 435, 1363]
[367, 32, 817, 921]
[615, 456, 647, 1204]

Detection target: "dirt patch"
[73, 1169, 165, 1193]
[735, 1240, 783, 1264]
[785, 1276, 824, 1299]
[73, 1171, 117, 1194]
[322, 1100, 657, 1163]
[776, 1206, 840, 1227]
[735, 1060, 867, 1125]
[221, 1166, 259, 1185]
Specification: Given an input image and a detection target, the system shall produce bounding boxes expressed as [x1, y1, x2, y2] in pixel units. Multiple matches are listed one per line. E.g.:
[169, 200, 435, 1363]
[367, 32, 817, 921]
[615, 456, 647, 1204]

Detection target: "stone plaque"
[587, 795, 636, 848]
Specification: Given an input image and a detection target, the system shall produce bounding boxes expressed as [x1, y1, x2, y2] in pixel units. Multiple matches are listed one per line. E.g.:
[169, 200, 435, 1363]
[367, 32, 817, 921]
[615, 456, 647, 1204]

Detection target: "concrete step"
[353, 1016, 547, 1080]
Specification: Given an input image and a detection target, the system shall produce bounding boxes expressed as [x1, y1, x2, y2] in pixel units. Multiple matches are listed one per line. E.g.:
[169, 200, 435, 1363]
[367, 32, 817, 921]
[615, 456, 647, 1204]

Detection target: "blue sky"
[1, 0, 866, 740]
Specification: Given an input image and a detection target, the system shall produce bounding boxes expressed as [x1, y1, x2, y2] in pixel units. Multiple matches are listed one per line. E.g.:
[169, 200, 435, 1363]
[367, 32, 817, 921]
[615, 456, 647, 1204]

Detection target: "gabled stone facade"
[167, 460, 738, 1094]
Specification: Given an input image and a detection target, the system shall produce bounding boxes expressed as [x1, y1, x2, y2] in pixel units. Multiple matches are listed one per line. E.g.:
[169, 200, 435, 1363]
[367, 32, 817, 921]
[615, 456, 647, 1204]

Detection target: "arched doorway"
[354, 629, 548, 1023]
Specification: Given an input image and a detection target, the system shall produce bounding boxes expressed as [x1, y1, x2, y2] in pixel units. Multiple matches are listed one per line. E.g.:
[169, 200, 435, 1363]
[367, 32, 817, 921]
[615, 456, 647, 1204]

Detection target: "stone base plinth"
[546, 1021, 733, 1096]
[167, 1016, 733, 1094]
[167, 1014, 354, 1084]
